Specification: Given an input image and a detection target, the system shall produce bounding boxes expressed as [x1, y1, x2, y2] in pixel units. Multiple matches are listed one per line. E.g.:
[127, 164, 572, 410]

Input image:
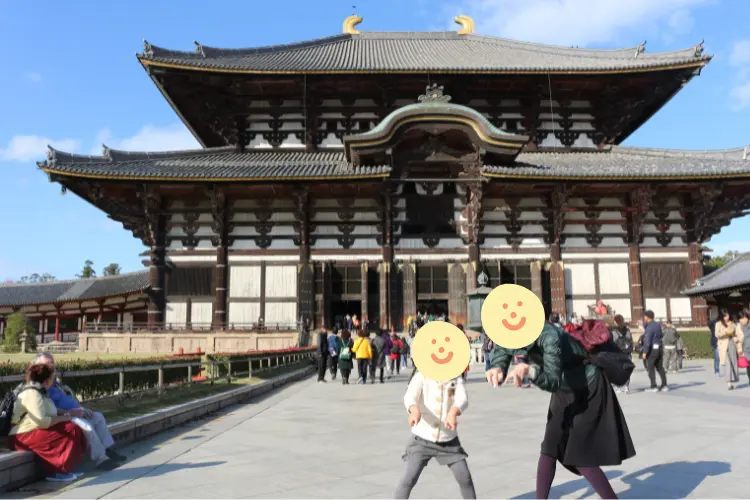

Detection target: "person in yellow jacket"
[352, 330, 373, 385]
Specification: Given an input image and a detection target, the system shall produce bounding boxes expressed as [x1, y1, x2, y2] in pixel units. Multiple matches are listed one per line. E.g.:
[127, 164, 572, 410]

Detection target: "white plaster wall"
[191, 301, 213, 326]
[670, 298, 692, 320]
[645, 298, 668, 322]
[565, 263, 596, 296]
[228, 302, 261, 326]
[598, 263, 630, 295]
[265, 265, 298, 298]
[265, 302, 297, 325]
[566, 299, 591, 319]
[165, 300, 187, 328]
[605, 299, 632, 322]
[123, 312, 134, 328]
[229, 266, 261, 298]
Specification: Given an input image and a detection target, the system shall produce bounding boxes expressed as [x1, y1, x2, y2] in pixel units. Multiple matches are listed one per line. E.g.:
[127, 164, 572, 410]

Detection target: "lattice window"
[501, 262, 533, 290]
[483, 263, 503, 288]
[641, 262, 689, 298]
[417, 265, 449, 295]
[331, 265, 362, 295]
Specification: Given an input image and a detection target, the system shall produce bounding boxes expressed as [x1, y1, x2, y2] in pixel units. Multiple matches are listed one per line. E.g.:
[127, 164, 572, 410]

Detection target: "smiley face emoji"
[481, 283, 546, 349]
[411, 322, 471, 382]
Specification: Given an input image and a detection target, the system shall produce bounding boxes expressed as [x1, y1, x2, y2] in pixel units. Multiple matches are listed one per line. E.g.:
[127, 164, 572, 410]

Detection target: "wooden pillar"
[628, 244, 645, 323]
[295, 187, 314, 326]
[208, 187, 231, 331]
[548, 245, 567, 320]
[466, 182, 483, 290]
[688, 242, 708, 326]
[54, 305, 61, 342]
[97, 300, 104, 324]
[530, 261, 543, 304]
[361, 261, 369, 326]
[448, 263, 467, 327]
[320, 262, 331, 328]
[185, 297, 193, 330]
[379, 187, 395, 330]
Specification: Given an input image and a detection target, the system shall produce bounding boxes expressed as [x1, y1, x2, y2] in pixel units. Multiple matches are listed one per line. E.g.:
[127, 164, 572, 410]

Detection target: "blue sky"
[1, 0, 749, 281]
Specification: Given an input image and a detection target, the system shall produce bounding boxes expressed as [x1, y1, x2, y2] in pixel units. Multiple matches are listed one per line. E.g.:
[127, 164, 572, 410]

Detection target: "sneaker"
[645, 387, 659, 393]
[317, 380, 327, 384]
[715, 372, 721, 377]
[659, 385, 669, 392]
[46, 473, 78, 482]
[614, 387, 621, 393]
[673, 370, 679, 374]
[623, 387, 630, 394]
[728, 384, 735, 391]
[356, 378, 363, 384]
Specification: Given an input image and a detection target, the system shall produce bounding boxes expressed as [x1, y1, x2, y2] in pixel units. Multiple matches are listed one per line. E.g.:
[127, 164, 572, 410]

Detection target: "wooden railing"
[0, 351, 315, 404]
[83, 322, 300, 334]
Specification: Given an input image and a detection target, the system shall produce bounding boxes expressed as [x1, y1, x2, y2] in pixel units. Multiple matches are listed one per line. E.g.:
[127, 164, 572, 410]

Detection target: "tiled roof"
[683, 253, 750, 297]
[139, 32, 710, 73]
[487, 146, 750, 179]
[39, 147, 390, 181]
[0, 271, 150, 307]
[39, 146, 750, 181]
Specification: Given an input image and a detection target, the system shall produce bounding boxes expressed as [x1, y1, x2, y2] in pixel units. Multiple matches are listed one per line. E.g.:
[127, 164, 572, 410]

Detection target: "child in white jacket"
[393, 371, 476, 499]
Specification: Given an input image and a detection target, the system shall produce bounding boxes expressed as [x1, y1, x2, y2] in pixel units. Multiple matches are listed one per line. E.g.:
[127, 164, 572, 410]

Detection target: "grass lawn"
[0, 352, 161, 364]
[84, 361, 311, 423]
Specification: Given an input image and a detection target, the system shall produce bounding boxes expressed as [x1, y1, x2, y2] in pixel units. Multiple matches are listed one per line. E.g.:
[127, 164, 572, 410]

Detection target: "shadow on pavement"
[511, 470, 625, 498]
[618, 461, 731, 498]
[76, 460, 226, 488]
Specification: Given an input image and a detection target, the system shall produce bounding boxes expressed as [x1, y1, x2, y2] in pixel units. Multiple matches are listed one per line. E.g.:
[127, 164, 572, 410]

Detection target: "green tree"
[3, 311, 37, 353]
[18, 273, 56, 283]
[706, 251, 739, 268]
[102, 263, 121, 276]
[77, 260, 96, 279]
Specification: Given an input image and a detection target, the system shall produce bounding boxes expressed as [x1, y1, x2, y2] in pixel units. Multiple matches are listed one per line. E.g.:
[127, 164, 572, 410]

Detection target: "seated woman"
[7, 363, 86, 482]
[486, 324, 635, 499]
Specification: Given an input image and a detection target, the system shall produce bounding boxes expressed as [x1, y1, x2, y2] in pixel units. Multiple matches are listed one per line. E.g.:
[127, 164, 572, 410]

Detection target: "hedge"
[679, 329, 713, 359]
[207, 347, 316, 377]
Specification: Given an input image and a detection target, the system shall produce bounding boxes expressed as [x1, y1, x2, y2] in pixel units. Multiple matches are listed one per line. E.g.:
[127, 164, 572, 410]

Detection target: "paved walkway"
[16, 360, 750, 499]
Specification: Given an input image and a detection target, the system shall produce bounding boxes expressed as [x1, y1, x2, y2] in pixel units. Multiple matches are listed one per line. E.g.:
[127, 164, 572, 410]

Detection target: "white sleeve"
[404, 372, 424, 412]
[452, 377, 469, 414]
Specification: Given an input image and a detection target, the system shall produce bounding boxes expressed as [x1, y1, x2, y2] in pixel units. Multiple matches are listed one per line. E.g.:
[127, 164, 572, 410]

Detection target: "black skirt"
[541, 370, 635, 474]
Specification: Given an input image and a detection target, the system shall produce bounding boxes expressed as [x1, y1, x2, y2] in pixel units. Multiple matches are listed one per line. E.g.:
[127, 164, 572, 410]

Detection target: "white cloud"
[90, 124, 200, 154]
[24, 72, 42, 83]
[729, 40, 750, 67]
[451, 0, 710, 47]
[0, 135, 80, 163]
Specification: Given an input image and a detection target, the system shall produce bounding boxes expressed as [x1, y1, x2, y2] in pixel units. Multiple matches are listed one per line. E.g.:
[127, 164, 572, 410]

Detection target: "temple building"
[683, 253, 750, 319]
[31, 15, 750, 333]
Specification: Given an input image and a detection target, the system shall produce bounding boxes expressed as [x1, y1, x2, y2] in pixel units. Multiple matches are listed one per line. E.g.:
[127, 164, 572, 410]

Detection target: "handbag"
[739, 356, 749, 369]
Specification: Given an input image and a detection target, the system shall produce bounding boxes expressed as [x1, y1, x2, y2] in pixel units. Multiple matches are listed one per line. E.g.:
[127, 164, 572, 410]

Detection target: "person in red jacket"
[389, 332, 404, 376]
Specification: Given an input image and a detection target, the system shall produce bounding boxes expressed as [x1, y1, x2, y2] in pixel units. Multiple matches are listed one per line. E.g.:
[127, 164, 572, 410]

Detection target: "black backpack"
[0, 387, 41, 437]
[391, 341, 401, 355]
[585, 342, 635, 386]
[401, 340, 410, 356]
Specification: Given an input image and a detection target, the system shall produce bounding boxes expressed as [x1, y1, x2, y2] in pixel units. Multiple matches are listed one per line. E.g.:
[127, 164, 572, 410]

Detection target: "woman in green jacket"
[486, 324, 635, 499]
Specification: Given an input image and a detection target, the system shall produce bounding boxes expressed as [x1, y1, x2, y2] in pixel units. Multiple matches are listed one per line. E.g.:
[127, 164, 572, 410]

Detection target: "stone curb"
[0, 365, 316, 492]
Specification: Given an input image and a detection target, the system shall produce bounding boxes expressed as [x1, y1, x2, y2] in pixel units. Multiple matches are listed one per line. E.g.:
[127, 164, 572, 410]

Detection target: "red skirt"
[8, 422, 86, 475]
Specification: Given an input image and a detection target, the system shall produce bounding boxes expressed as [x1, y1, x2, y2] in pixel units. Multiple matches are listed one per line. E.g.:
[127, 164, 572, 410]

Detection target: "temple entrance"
[331, 300, 362, 331]
[416, 300, 449, 321]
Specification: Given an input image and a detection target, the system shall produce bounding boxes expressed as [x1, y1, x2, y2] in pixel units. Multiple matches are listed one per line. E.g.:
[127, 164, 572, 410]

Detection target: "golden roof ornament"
[343, 14, 363, 35]
[454, 15, 475, 35]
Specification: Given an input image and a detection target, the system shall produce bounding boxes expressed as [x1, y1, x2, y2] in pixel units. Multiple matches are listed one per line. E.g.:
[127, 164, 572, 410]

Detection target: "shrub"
[207, 347, 316, 377]
[680, 329, 713, 359]
[3, 312, 37, 353]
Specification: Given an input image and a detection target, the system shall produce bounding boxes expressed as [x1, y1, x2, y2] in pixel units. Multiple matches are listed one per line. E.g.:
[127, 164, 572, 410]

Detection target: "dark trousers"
[317, 354, 329, 381]
[370, 360, 385, 382]
[340, 368, 351, 383]
[357, 359, 369, 383]
[389, 357, 401, 375]
[329, 356, 339, 379]
[646, 348, 668, 389]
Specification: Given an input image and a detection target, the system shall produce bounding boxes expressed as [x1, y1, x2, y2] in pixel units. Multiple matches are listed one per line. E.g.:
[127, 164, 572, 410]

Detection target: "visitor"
[383, 329, 394, 378]
[661, 321, 680, 374]
[400, 334, 410, 369]
[394, 369, 475, 499]
[482, 330, 494, 372]
[708, 316, 720, 377]
[715, 309, 741, 390]
[371, 330, 388, 384]
[610, 314, 634, 394]
[346, 314, 353, 331]
[642, 310, 668, 392]
[486, 324, 635, 500]
[548, 312, 562, 329]
[327, 330, 342, 381]
[8, 363, 86, 482]
[337, 330, 355, 385]
[352, 329, 372, 384]
[738, 310, 750, 382]
[457, 324, 470, 382]
[390, 333, 403, 376]
[31, 353, 124, 468]
[316, 328, 329, 383]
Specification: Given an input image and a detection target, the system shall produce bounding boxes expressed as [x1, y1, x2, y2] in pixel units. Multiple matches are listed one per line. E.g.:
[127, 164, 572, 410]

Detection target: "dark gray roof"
[139, 32, 710, 73]
[39, 145, 750, 181]
[0, 271, 149, 307]
[683, 253, 750, 297]
[39, 146, 390, 181]
[487, 146, 750, 180]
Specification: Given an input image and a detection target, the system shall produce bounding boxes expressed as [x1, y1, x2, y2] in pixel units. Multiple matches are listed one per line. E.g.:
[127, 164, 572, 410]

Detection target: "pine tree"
[3, 312, 37, 353]
[77, 260, 96, 279]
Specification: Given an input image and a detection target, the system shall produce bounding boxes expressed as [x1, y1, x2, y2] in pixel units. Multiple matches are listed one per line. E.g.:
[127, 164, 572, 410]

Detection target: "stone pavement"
[17, 360, 750, 499]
